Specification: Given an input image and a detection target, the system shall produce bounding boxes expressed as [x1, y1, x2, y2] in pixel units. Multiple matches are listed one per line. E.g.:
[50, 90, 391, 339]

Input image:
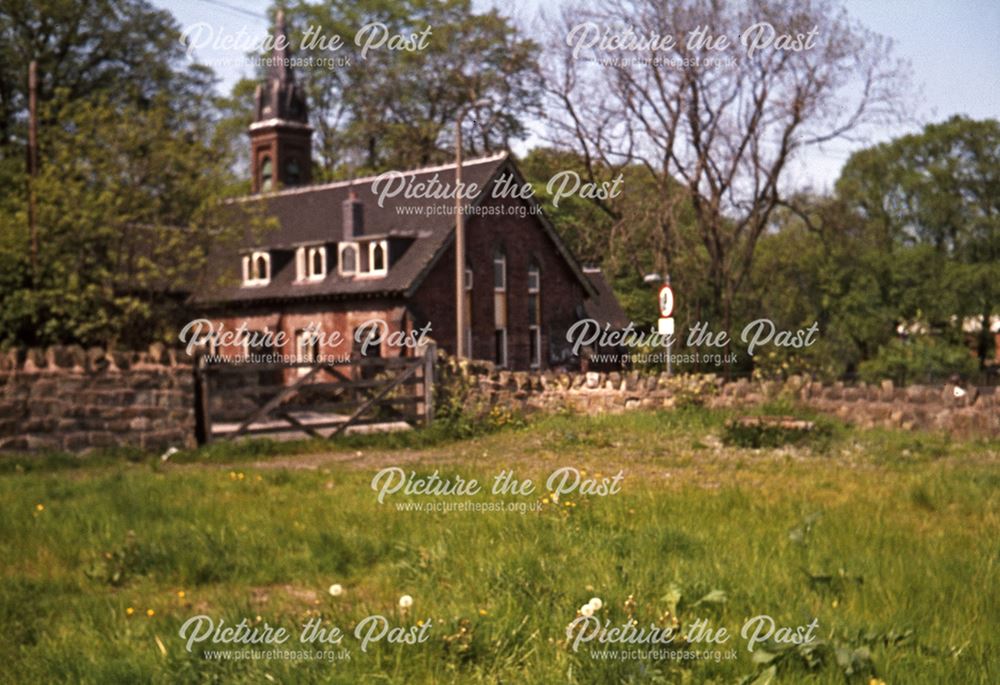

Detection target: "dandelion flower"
[35, 503, 44, 512]
[328, 583, 344, 597]
[588, 597, 603, 611]
[478, 609, 488, 616]
[541, 498, 549, 505]
[177, 590, 186, 599]
[146, 609, 155, 617]
[580, 604, 594, 618]
[398, 594, 413, 609]
[126, 607, 135, 616]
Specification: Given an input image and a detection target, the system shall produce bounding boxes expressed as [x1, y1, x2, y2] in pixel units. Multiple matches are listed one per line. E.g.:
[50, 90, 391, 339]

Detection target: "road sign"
[658, 285, 674, 317]
[658, 317, 674, 336]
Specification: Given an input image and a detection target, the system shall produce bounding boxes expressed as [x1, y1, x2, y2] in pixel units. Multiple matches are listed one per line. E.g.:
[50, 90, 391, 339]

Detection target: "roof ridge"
[247, 151, 510, 200]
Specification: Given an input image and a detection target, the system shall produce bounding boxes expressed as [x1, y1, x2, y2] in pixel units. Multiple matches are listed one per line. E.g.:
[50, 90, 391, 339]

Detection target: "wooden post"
[194, 353, 213, 445]
[422, 342, 435, 426]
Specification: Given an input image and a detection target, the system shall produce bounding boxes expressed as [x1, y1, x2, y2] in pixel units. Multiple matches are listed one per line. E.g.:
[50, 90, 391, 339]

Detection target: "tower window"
[286, 158, 301, 185]
[260, 156, 273, 191]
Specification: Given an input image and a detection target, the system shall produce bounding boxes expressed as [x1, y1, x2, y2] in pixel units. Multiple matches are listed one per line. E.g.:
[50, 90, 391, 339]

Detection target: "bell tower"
[249, 10, 312, 193]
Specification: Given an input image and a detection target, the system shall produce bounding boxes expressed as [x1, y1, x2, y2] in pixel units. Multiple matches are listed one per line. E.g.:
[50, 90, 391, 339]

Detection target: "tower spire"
[249, 8, 312, 192]
[254, 8, 308, 124]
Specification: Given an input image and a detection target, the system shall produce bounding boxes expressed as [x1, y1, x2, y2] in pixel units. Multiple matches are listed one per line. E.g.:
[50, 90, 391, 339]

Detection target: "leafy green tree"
[0, 0, 214, 150]
[837, 116, 1000, 368]
[269, 0, 541, 175]
[0, 94, 270, 348]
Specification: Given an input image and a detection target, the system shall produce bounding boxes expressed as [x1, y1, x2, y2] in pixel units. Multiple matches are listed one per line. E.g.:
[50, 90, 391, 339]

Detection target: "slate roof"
[196, 153, 485, 304]
[583, 268, 630, 329]
[196, 153, 598, 307]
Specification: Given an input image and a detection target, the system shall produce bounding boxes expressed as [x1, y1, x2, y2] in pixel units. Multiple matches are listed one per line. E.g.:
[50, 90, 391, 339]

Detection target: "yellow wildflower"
[35, 503, 44, 512]
[126, 607, 135, 616]
[478, 609, 488, 616]
[177, 591, 186, 599]
[146, 609, 155, 617]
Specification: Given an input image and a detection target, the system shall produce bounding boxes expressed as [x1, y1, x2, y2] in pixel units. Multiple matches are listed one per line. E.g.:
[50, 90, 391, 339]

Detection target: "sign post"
[657, 283, 674, 375]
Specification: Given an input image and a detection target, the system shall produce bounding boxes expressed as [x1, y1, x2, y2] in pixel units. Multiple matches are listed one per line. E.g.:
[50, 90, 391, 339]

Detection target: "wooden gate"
[194, 345, 435, 444]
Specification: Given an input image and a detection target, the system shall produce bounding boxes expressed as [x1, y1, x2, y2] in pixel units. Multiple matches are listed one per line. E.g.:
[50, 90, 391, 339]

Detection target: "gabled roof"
[195, 153, 596, 305]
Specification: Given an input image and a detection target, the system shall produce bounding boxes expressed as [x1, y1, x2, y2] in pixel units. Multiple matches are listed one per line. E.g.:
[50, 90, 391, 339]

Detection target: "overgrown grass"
[0, 407, 997, 683]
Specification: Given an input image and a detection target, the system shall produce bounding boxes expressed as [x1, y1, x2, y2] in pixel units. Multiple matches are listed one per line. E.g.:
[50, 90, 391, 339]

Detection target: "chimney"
[342, 189, 363, 239]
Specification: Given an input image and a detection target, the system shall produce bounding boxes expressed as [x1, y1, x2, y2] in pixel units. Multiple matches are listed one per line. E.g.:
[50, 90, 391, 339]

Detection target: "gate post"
[422, 343, 435, 426]
[193, 352, 213, 445]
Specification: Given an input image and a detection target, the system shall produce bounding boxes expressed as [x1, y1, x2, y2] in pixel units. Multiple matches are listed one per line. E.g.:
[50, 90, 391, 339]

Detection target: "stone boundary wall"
[0, 346, 195, 452]
[441, 360, 1000, 437]
[1, 348, 997, 453]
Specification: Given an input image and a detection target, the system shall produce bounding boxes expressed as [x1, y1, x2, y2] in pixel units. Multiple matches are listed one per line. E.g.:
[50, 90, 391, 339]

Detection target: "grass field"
[1, 407, 997, 684]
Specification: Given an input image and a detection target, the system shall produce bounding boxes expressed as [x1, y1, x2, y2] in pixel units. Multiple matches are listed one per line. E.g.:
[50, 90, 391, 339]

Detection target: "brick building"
[194, 14, 624, 371]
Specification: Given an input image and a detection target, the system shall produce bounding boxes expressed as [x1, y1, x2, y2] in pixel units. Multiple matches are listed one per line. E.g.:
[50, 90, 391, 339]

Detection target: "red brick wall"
[410, 193, 587, 370]
[208, 300, 411, 382]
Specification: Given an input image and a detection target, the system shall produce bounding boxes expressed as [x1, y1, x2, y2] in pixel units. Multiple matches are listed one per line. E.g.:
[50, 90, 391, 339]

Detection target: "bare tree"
[542, 0, 911, 338]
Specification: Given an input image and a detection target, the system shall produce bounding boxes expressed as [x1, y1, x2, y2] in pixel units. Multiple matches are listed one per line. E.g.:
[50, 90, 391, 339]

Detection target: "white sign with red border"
[658, 285, 674, 318]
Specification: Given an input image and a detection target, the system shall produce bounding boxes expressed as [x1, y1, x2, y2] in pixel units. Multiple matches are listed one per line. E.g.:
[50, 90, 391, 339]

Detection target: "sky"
[156, 0, 1000, 190]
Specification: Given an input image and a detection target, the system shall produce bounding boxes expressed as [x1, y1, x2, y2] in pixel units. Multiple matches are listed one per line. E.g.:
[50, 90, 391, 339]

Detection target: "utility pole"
[454, 116, 465, 358]
[27, 60, 39, 281]
[453, 98, 490, 359]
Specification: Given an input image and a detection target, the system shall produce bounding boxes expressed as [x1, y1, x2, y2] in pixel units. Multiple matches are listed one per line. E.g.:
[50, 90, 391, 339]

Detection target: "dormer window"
[241, 250, 271, 286]
[339, 243, 358, 276]
[368, 240, 388, 276]
[296, 245, 327, 281]
[338, 240, 388, 278]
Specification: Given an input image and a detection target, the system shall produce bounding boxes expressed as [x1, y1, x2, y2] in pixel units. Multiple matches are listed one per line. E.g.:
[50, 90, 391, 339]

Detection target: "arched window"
[286, 158, 300, 185]
[243, 250, 270, 285]
[261, 156, 273, 191]
[311, 248, 323, 276]
[339, 243, 358, 275]
[371, 242, 385, 272]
